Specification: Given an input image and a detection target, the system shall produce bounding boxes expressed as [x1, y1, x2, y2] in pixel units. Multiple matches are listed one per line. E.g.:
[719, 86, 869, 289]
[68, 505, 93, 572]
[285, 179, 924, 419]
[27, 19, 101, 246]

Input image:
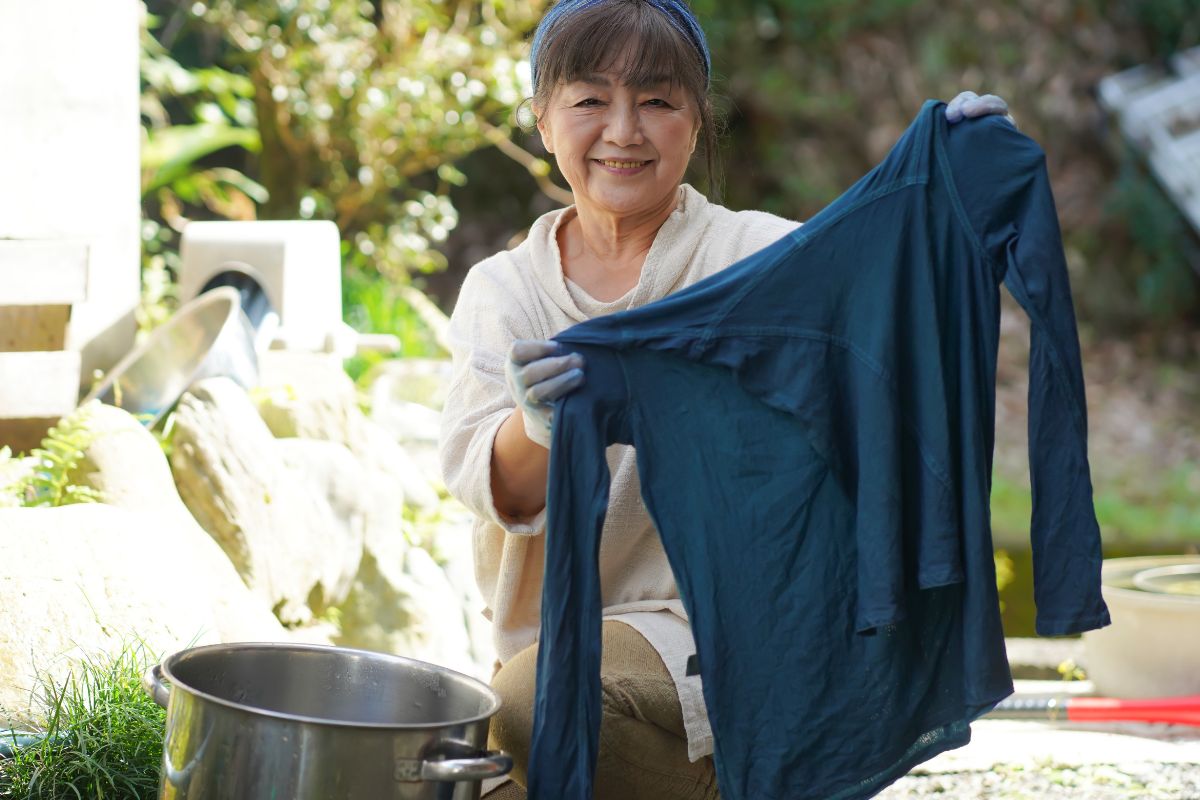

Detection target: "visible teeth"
[599, 160, 647, 169]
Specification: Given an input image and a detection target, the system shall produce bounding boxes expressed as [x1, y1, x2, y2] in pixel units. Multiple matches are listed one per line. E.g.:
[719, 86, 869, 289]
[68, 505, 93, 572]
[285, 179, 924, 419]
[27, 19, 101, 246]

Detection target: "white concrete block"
[0, 351, 81, 418]
[179, 220, 344, 353]
[0, 0, 141, 378]
[0, 240, 89, 305]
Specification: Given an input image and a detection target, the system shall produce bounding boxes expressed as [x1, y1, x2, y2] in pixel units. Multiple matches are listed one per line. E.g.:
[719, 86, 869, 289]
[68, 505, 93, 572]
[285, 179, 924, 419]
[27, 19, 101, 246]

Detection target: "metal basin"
[143, 642, 510, 799]
[1083, 555, 1200, 697]
[82, 287, 257, 424]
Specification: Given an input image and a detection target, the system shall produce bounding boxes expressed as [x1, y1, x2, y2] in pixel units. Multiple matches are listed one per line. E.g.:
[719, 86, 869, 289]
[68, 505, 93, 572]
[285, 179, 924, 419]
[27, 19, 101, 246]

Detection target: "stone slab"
[0, 306, 71, 352]
[918, 719, 1200, 773]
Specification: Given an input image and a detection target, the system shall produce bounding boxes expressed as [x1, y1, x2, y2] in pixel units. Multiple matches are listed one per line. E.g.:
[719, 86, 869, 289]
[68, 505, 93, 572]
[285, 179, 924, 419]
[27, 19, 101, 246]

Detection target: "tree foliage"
[189, 0, 550, 280]
[681, 0, 1200, 332]
[140, 0, 1200, 336]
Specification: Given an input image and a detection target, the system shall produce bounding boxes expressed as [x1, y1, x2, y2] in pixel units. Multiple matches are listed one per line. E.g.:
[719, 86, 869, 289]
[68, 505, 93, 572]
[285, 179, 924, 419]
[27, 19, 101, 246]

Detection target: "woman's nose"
[604, 105, 643, 147]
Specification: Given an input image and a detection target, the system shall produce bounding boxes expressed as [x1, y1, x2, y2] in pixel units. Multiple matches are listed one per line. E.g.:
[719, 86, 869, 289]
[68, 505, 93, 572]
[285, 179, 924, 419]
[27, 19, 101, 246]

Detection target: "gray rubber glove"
[944, 90, 1015, 126]
[505, 339, 585, 448]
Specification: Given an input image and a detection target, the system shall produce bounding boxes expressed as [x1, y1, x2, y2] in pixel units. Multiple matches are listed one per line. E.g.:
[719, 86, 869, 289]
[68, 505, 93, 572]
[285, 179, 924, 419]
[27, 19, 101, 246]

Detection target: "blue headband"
[530, 0, 711, 90]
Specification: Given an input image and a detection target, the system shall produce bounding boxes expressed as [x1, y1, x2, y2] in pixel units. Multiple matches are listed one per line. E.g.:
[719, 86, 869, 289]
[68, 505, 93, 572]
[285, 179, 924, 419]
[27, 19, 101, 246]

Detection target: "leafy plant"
[7, 403, 104, 509]
[341, 269, 451, 382]
[994, 549, 1015, 613]
[1102, 156, 1200, 326]
[1056, 658, 1087, 682]
[0, 644, 166, 800]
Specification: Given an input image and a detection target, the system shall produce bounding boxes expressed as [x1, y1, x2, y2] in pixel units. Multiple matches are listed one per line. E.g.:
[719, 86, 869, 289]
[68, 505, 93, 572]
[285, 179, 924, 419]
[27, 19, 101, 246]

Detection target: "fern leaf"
[17, 401, 105, 508]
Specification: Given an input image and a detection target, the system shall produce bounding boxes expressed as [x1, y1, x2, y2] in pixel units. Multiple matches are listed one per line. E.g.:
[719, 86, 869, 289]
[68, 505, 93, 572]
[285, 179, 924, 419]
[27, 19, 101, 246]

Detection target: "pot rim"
[158, 641, 502, 730]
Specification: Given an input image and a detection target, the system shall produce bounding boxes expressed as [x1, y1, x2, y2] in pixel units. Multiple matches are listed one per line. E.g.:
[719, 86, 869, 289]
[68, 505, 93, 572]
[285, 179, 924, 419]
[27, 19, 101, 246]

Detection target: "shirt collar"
[526, 184, 714, 324]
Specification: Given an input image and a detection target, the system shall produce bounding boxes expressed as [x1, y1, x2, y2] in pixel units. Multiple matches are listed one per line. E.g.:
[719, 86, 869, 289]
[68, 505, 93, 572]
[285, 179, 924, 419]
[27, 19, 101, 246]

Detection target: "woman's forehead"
[569, 70, 677, 89]
[562, 45, 681, 88]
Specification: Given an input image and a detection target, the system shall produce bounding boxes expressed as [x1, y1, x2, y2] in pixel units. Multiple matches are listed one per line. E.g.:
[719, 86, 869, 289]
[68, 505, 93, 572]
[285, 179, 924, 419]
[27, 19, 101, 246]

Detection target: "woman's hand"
[944, 91, 1015, 126]
[505, 340, 586, 448]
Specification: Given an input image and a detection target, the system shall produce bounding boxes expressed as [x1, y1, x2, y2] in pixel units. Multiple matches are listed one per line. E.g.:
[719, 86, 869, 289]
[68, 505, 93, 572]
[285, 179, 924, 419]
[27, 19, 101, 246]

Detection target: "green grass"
[0, 644, 166, 800]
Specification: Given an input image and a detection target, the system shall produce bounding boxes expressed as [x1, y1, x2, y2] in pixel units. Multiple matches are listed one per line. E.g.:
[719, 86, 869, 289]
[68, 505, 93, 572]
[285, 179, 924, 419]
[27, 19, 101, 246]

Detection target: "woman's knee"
[488, 642, 540, 786]
[486, 622, 718, 799]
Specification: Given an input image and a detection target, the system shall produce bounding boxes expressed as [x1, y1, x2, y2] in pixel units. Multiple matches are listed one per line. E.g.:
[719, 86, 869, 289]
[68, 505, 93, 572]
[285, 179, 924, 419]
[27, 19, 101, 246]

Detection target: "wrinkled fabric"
[527, 101, 1111, 800]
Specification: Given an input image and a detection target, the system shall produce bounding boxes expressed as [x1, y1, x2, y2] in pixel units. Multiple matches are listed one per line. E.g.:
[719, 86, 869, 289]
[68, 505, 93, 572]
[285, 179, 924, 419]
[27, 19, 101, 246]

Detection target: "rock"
[254, 352, 362, 442]
[275, 437, 369, 548]
[363, 357, 453, 412]
[0, 452, 33, 508]
[368, 399, 444, 490]
[370, 399, 441, 445]
[252, 354, 487, 676]
[284, 619, 340, 646]
[170, 378, 363, 623]
[327, 489, 494, 682]
[431, 504, 499, 680]
[68, 403, 285, 642]
[334, 526, 483, 681]
[0, 504, 283, 726]
[255, 351, 440, 508]
[357, 418, 442, 507]
[365, 359, 449, 487]
[73, 403, 187, 516]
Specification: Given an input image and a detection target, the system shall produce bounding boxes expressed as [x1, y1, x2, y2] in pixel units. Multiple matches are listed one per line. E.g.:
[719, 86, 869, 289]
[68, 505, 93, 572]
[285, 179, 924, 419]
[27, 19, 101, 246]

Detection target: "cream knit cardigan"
[439, 184, 800, 763]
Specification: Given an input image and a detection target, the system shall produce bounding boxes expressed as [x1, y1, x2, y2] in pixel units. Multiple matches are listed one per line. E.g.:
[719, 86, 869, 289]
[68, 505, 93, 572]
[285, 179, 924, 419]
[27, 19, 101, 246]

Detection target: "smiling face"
[535, 66, 700, 220]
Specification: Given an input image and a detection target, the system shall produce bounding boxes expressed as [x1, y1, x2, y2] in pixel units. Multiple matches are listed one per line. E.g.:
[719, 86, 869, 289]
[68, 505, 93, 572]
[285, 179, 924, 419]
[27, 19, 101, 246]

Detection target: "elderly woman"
[439, 2, 1010, 798]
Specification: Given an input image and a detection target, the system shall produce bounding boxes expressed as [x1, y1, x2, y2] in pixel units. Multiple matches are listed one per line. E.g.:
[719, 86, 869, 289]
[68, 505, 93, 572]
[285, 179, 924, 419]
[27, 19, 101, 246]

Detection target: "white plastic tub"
[1082, 555, 1200, 697]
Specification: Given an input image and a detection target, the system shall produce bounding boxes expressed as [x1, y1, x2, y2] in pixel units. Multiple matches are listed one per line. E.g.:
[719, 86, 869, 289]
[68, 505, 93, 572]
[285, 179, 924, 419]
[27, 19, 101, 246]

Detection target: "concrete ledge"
[1006, 637, 1085, 680]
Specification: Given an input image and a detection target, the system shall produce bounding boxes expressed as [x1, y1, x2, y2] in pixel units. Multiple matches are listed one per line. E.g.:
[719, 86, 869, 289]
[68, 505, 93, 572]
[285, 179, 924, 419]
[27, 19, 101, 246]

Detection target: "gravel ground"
[878, 762, 1200, 799]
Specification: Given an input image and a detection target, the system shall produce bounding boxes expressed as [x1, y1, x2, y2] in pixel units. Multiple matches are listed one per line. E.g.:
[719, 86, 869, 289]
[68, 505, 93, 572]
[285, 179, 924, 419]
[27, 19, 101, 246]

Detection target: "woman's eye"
[575, 98, 602, 107]
[644, 99, 671, 108]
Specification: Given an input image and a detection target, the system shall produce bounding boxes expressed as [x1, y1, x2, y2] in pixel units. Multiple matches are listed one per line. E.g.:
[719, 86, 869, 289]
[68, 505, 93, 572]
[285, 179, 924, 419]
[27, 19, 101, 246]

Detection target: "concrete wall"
[0, 0, 141, 381]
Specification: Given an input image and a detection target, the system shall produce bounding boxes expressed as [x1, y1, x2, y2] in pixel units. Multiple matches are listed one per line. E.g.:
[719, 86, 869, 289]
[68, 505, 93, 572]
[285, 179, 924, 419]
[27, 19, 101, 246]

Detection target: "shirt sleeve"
[526, 342, 633, 800]
[438, 264, 548, 535]
[527, 375, 614, 800]
[943, 113, 1110, 636]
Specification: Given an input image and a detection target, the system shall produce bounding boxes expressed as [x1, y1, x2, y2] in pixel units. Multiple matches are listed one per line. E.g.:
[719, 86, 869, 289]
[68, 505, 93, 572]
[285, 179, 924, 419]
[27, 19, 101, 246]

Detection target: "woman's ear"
[534, 104, 553, 154]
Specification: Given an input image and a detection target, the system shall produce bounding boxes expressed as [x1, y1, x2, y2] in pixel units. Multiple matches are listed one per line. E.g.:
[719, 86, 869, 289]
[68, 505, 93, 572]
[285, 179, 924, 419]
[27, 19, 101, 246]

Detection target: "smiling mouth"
[595, 159, 651, 169]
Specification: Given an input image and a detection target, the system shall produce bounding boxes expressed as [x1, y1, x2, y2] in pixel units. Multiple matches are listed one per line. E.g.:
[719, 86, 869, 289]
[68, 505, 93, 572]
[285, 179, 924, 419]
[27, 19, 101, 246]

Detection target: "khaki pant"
[484, 620, 721, 800]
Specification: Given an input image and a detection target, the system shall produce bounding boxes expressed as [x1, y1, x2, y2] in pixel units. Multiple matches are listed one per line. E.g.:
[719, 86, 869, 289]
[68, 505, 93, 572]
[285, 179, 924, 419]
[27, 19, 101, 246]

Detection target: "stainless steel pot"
[142, 642, 511, 799]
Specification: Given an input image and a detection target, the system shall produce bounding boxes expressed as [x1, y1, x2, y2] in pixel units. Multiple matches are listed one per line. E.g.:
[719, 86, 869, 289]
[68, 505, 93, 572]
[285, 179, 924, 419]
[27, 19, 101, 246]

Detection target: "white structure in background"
[0, 244, 88, 450]
[1098, 45, 1200, 236]
[179, 220, 364, 356]
[0, 1, 140, 377]
[0, 0, 139, 449]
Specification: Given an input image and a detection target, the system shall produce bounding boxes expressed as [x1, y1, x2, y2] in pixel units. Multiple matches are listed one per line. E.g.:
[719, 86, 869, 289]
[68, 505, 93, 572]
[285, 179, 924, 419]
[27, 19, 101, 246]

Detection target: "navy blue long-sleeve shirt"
[527, 101, 1110, 800]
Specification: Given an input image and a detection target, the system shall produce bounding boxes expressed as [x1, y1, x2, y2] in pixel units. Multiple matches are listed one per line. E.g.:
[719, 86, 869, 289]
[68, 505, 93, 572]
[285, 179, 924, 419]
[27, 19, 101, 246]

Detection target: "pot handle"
[142, 664, 171, 709]
[420, 750, 512, 782]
